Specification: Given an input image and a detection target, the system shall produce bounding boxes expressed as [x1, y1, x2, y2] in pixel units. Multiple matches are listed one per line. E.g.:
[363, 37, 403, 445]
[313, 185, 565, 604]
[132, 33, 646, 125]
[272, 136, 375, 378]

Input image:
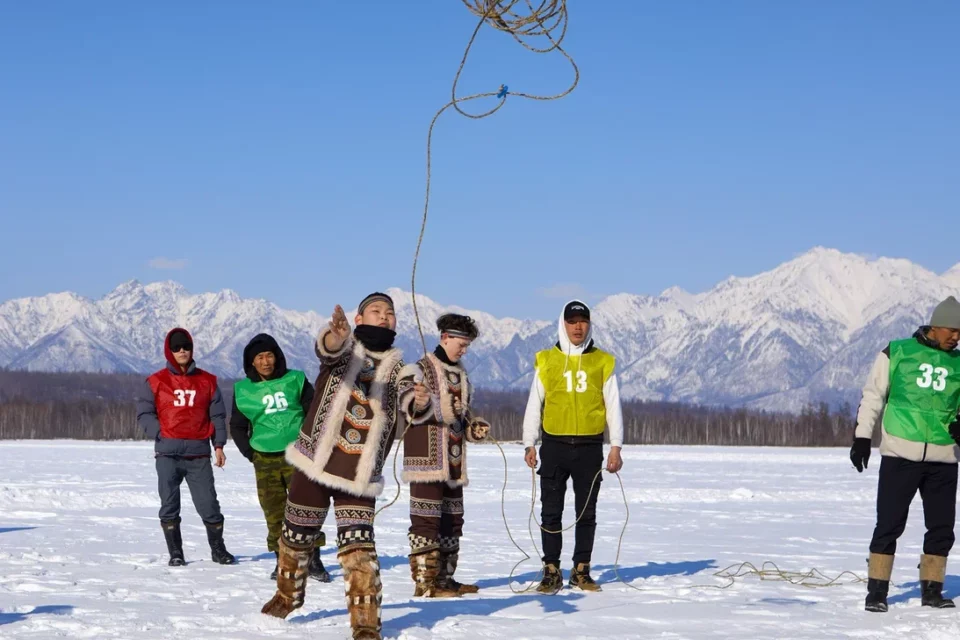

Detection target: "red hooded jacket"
[146, 328, 218, 441]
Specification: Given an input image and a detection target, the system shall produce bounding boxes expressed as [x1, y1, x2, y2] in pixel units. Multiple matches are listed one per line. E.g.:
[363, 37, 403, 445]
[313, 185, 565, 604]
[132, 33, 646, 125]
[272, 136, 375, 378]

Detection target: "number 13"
[564, 370, 587, 393]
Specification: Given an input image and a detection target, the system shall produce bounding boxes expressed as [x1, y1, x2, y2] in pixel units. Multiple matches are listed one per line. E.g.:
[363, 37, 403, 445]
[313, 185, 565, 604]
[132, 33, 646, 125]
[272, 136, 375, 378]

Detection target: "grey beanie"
[930, 296, 960, 329]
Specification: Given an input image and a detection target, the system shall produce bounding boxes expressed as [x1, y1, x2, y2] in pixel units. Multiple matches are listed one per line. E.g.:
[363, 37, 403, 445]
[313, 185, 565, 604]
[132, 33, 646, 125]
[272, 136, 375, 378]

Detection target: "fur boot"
[261, 539, 311, 619]
[341, 547, 384, 639]
[409, 550, 461, 598]
[437, 549, 478, 595]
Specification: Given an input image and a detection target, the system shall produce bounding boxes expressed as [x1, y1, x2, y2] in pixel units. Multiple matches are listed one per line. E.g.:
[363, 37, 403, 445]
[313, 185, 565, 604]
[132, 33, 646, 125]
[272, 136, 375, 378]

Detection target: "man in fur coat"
[261, 292, 428, 640]
[401, 313, 491, 598]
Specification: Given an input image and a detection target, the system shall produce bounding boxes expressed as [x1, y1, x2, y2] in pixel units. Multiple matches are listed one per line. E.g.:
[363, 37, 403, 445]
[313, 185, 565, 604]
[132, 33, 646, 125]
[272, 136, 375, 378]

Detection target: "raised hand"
[325, 305, 352, 351]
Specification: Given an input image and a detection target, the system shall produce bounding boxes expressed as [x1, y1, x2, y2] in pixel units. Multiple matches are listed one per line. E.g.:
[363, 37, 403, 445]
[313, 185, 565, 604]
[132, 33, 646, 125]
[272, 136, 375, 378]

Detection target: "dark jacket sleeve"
[300, 378, 315, 414]
[230, 396, 254, 461]
[136, 379, 161, 441]
[209, 385, 228, 448]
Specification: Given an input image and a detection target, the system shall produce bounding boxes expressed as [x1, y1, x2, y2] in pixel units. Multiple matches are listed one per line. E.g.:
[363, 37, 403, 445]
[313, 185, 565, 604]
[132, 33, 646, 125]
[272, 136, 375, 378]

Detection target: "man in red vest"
[136, 327, 236, 566]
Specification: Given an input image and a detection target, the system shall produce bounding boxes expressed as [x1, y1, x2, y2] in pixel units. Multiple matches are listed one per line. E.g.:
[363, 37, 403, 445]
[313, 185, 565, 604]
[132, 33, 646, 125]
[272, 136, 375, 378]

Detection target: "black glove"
[950, 422, 960, 446]
[850, 437, 872, 473]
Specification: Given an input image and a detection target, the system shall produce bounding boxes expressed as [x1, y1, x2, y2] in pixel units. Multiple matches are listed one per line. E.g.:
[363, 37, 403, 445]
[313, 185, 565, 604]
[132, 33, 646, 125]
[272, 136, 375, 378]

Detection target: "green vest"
[234, 370, 307, 453]
[536, 347, 615, 437]
[882, 338, 960, 446]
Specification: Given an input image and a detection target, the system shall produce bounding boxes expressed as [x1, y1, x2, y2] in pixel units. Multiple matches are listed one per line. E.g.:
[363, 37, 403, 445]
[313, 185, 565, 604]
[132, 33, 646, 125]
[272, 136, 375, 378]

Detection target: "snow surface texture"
[2, 248, 959, 411]
[3, 441, 960, 639]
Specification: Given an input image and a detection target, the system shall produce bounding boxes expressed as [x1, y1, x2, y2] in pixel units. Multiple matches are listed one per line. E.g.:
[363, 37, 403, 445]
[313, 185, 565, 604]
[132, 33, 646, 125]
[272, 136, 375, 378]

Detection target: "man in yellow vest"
[522, 300, 624, 594]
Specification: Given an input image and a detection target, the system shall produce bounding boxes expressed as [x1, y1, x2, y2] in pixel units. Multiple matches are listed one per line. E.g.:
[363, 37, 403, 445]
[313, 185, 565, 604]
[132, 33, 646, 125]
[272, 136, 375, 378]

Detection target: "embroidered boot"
[261, 538, 311, 619]
[409, 549, 461, 598]
[438, 546, 479, 595]
[341, 547, 384, 640]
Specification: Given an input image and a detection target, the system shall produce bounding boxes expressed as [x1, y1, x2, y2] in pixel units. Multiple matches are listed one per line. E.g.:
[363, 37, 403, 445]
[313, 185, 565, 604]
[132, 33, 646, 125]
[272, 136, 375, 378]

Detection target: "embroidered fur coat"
[286, 327, 415, 498]
[400, 352, 490, 488]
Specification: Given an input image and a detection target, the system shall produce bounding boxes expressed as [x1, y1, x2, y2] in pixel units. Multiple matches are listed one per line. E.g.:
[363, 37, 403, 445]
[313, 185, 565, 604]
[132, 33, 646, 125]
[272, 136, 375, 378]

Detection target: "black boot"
[864, 578, 889, 613]
[921, 581, 955, 609]
[308, 547, 332, 582]
[161, 519, 185, 567]
[204, 521, 236, 565]
[270, 551, 278, 580]
[919, 554, 955, 608]
[865, 552, 894, 613]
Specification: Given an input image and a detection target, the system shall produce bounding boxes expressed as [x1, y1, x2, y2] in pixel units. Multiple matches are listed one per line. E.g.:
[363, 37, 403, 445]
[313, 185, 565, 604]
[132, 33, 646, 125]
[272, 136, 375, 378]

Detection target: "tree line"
[0, 370, 858, 446]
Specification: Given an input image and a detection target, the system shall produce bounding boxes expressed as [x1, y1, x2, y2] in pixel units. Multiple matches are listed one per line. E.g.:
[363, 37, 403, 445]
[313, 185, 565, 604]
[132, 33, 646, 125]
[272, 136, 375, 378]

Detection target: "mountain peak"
[944, 263, 960, 287]
[1, 247, 957, 412]
[143, 280, 188, 297]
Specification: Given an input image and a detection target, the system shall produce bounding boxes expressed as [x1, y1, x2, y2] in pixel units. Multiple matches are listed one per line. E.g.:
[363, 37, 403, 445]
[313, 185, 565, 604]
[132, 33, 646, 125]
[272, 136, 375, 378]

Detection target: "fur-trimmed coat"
[400, 352, 489, 488]
[286, 327, 414, 498]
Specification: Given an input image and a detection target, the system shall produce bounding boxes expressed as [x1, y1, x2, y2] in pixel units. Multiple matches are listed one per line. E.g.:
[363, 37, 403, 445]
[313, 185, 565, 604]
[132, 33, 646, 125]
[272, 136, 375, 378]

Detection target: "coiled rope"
[410, 0, 578, 356]
[392, 0, 866, 596]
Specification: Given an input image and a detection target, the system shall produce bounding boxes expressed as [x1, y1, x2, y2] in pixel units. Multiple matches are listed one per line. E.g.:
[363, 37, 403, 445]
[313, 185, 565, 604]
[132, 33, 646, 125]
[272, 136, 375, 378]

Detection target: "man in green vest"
[851, 296, 960, 613]
[521, 300, 624, 594]
[230, 333, 330, 582]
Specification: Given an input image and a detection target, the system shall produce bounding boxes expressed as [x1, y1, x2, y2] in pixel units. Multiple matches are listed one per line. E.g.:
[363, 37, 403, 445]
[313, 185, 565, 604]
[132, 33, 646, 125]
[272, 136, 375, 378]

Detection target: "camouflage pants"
[253, 451, 325, 552]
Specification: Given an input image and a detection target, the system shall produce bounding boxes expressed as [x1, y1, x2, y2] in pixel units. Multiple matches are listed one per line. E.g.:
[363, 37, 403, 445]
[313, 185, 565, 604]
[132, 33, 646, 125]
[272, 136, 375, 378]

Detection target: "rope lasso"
[410, 0, 578, 356]
[395, 1, 867, 596]
[376, 429, 866, 592]
[487, 438, 866, 593]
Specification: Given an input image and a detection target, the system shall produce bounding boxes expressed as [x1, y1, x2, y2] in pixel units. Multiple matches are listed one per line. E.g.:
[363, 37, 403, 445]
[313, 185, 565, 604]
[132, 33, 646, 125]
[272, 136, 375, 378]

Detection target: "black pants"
[538, 439, 603, 566]
[870, 456, 958, 556]
[156, 456, 224, 524]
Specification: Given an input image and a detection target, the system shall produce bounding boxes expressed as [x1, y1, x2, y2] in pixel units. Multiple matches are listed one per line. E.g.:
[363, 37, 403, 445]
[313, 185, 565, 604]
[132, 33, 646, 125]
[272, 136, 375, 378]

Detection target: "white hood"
[557, 299, 593, 357]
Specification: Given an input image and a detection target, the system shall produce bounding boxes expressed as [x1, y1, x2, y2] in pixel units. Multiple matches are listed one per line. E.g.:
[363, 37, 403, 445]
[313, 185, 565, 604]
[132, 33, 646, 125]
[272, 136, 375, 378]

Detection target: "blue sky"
[1, 1, 957, 319]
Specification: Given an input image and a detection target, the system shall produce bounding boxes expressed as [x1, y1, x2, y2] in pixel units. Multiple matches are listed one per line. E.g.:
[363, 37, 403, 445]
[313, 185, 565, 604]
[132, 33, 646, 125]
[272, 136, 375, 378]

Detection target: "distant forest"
[0, 370, 858, 446]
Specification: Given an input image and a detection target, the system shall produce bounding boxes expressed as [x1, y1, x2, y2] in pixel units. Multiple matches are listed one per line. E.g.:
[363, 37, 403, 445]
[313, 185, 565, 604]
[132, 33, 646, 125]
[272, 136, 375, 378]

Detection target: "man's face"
[929, 326, 960, 351]
[253, 351, 276, 378]
[440, 335, 472, 363]
[564, 316, 590, 346]
[172, 345, 192, 366]
[355, 301, 397, 331]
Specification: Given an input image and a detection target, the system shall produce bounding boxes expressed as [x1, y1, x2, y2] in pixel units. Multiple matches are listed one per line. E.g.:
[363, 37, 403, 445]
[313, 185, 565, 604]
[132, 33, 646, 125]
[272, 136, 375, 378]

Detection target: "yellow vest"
[536, 347, 615, 437]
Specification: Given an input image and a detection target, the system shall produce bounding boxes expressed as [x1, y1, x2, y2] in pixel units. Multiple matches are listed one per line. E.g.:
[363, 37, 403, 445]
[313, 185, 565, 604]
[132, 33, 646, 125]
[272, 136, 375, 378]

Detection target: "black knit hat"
[563, 301, 590, 321]
[358, 291, 394, 315]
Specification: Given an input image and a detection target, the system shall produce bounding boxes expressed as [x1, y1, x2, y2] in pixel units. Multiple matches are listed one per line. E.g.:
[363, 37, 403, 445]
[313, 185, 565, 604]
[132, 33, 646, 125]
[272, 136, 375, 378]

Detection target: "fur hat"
[437, 313, 479, 340]
[358, 291, 394, 315]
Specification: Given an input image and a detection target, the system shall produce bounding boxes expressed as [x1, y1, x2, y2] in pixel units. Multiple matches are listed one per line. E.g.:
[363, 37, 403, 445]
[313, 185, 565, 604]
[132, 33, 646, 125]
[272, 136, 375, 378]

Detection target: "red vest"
[148, 367, 218, 441]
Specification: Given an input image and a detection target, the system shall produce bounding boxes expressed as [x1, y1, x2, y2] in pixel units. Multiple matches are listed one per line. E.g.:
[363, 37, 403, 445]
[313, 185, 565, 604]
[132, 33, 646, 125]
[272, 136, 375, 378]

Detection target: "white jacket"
[855, 348, 959, 464]
[521, 301, 624, 448]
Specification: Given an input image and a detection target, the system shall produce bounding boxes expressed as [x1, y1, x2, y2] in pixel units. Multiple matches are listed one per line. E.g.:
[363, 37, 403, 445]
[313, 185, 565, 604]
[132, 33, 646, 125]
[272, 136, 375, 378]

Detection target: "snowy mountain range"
[2, 247, 959, 412]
